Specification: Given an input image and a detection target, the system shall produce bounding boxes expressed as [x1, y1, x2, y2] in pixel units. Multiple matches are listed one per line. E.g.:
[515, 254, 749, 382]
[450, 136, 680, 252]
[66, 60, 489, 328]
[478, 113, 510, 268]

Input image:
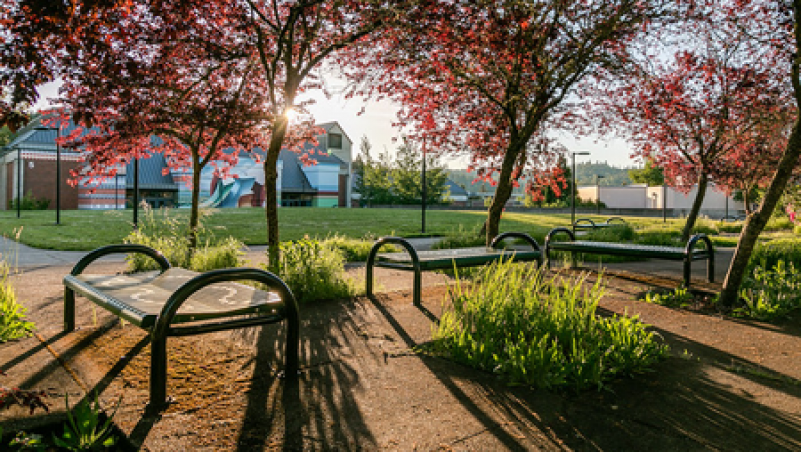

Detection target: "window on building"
[328, 133, 343, 149]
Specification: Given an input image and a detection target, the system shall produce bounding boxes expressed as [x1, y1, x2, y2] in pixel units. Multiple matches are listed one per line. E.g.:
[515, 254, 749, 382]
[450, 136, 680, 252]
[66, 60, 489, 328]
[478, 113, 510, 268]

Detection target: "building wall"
[21, 157, 81, 209]
[322, 124, 353, 208]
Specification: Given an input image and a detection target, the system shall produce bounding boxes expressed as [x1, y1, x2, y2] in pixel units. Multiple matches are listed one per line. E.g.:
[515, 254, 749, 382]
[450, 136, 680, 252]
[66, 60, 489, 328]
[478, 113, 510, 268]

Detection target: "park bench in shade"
[366, 232, 542, 306]
[63, 244, 300, 412]
[544, 227, 714, 288]
[572, 216, 627, 232]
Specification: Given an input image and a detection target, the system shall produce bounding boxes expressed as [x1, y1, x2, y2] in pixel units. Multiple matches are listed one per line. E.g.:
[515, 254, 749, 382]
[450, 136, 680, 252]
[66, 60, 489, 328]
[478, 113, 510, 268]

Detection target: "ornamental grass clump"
[0, 260, 34, 343]
[124, 206, 244, 272]
[269, 238, 357, 304]
[736, 260, 801, 321]
[432, 261, 668, 391]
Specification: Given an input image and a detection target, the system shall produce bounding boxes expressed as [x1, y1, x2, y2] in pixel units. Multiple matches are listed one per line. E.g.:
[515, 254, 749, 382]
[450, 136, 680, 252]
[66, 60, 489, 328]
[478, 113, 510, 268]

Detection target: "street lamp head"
[572, 151, 590, 156]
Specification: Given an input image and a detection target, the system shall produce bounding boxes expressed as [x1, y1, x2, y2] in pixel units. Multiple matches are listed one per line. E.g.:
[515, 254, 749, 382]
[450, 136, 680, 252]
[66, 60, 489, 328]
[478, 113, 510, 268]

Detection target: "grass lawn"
[0, 206, 794, 251]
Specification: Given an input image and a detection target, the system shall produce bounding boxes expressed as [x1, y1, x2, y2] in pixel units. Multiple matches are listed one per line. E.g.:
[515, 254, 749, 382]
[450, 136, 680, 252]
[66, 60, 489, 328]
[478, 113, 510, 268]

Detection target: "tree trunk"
[718, 121, 801, 306]
[681, 173, 709, 242]
[263, 117, 289, 271]
[188, 163, 202, 252]
[481, 142, 524, 245]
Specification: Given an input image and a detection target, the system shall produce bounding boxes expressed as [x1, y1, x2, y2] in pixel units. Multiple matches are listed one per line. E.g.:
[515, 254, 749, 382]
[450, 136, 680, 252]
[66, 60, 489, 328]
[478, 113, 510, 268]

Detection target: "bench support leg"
[707, 255, 715, 283]
[148, 334, 169, 412]
[413, 268, 422, 307]
[64, 287, 75, 332]
[366, 262, 374, 298]
[683, 258, 691, 288]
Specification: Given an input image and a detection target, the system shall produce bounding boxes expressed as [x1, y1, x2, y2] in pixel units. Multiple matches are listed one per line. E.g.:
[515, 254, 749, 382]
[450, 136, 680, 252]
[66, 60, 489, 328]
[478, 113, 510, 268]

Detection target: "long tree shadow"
[234, 297, 377, 451]
[367, 289, 801, 451]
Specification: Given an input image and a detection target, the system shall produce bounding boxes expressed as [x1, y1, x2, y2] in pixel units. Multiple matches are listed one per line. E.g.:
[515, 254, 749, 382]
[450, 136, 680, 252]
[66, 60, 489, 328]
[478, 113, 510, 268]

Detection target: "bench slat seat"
[546, 241, 710, 261]
[545, 227, 714, 287]
[63, 244, 299, 413]
[367, 233, 542, 306]
[65, 268, 283, 329]
[376, 246, 542, 271]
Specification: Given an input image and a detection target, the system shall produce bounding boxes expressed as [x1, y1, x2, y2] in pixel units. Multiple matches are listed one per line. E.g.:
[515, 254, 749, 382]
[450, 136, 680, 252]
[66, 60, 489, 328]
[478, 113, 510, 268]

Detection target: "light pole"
[421, 141, 427, 234]
[16, 145, 21, 219]
[663, 183, 667, 223]
[35, 125, 61, 225]
[596, 174, 604, 215]
[570, 151, 590, 225]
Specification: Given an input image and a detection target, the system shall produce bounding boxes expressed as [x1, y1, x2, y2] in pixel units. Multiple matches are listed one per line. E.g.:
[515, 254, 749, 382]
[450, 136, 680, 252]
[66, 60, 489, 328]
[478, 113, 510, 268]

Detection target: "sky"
[34, 81, 640, 169]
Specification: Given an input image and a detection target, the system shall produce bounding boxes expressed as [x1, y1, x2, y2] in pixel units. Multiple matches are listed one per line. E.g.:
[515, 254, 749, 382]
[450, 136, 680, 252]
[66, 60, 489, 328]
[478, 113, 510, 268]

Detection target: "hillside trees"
[345, 0, 673, 244]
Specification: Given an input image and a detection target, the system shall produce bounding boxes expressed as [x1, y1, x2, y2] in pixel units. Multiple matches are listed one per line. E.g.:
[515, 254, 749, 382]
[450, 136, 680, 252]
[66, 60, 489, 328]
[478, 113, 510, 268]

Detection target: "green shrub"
[748, 238, 801, 271]
[735, 260, 801, 321]
[322, 235, 381, 262]
[691, 219, 719, 235]
[270, 238, 357, 304]
[0, 261, 34, 343]
[717, 221, 744, 234]
[8, 191, 49, 211]
[432, 224, 485, 250]
[765, 216, 795, 231]
[431, 262, 668, 391]
[586, 224, 635, 242]
[124, 206, 244, 272]
[794, 224, 801, 235]
[640, 286, 694, 308]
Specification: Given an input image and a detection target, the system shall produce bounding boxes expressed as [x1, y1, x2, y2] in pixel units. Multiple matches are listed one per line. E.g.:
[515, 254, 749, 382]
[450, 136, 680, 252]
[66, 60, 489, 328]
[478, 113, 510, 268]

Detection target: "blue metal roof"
[125, 154, 177, 191]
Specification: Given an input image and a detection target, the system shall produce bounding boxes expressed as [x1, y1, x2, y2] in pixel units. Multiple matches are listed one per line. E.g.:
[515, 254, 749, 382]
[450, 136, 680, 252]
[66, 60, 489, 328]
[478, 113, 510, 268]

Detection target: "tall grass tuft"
[322, 234, 381, 262]
[269, 238, 357, 304]
[432, 224, 485, 250]
[0, 259, 34, 343]
[735, 260, 801, 321]
[124, 205, 244, 272]
[432, 261, 668, 391]
[748, 238, 801, 271]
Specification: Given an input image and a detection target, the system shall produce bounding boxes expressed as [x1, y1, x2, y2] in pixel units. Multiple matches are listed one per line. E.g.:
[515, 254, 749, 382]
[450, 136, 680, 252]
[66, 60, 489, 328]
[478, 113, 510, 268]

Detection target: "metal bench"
[544, 227, 714, 287]
[572, 217, 626, 232]
[63, 244, 300, 412]
[366, 232, 542, 306]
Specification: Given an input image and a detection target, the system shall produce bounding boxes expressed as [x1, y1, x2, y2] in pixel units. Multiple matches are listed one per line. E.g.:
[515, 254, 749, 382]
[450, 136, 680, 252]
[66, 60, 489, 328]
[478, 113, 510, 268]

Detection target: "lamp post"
[34, 125, 61, 225]
[570, 151, 590, 225]
[662, 183, 667, 223]
[596, 174, 604, 215]
[16, 145, 21, 219]
[421, 140, 427, 234]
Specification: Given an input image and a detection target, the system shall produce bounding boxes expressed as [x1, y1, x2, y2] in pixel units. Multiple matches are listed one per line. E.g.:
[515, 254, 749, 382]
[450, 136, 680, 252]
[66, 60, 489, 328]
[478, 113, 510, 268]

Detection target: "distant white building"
[577, 183, 744, 216]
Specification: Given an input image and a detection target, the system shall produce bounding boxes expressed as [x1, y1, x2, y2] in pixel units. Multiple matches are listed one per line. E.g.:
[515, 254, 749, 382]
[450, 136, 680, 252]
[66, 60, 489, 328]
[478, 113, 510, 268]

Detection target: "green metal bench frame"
[63, 244, 300, 412]
[366, 232, 542, 306]
[544, 227, 714, 287]
[572, 217, 626, 232]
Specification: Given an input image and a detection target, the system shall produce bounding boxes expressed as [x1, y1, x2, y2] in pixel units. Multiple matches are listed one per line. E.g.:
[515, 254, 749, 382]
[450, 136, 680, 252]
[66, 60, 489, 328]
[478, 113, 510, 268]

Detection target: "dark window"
[328, 133, 343, 149]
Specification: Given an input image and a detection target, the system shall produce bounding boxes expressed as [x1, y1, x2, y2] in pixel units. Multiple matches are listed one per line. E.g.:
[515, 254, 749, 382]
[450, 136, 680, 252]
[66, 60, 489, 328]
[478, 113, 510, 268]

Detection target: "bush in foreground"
[0, 260, 34, 343]
[269, 238, 357, 304]
[431, 262, 668, 391]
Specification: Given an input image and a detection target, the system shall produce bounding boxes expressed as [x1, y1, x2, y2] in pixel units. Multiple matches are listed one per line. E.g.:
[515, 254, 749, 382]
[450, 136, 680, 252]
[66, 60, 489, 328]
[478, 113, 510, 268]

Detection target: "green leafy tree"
[628, 159, 665, 185]
[390, 139, 448, 205]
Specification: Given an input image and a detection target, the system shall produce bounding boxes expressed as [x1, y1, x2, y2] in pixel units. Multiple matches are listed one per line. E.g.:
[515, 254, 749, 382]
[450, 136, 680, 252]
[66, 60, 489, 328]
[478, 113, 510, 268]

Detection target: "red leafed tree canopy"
[343, 0, 673, 241]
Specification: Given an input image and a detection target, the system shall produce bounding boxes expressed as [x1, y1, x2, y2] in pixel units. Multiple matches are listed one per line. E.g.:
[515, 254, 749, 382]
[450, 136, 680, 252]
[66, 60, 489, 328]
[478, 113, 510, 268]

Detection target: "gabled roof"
[278, 149, 316, 193]
[444, 180, 469, 197]
[316, 121, 353, 147]
[125, 154, 177, 191]
[4, 115, 84, 152]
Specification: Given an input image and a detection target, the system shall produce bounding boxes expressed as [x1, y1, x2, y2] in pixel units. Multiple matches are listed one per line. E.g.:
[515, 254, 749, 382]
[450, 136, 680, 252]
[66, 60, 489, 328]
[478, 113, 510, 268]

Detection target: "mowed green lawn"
[0, 207, 694, 251]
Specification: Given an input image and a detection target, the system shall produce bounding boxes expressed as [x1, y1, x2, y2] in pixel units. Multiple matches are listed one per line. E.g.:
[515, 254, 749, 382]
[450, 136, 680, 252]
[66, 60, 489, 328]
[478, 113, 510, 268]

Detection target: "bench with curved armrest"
[366, 232, 542, 306]
[572, 216, 626, 232]
[63, 244, 300, 412]
[544, 227, 714, 288]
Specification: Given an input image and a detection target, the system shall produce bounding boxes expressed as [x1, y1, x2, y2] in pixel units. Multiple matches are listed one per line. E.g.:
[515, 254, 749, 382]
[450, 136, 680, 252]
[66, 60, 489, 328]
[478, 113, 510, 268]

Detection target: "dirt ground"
[2, 259, 801, 451]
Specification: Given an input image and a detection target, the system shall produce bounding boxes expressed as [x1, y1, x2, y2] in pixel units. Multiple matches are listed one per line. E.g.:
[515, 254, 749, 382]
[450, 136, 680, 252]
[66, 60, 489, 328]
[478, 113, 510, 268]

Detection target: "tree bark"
[263, 117, 289, 272]
[188, 160, 202, 252]
[482, 142, 524, 245]
[719, 121, 801, 306]
[681, 172, 709, 242]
